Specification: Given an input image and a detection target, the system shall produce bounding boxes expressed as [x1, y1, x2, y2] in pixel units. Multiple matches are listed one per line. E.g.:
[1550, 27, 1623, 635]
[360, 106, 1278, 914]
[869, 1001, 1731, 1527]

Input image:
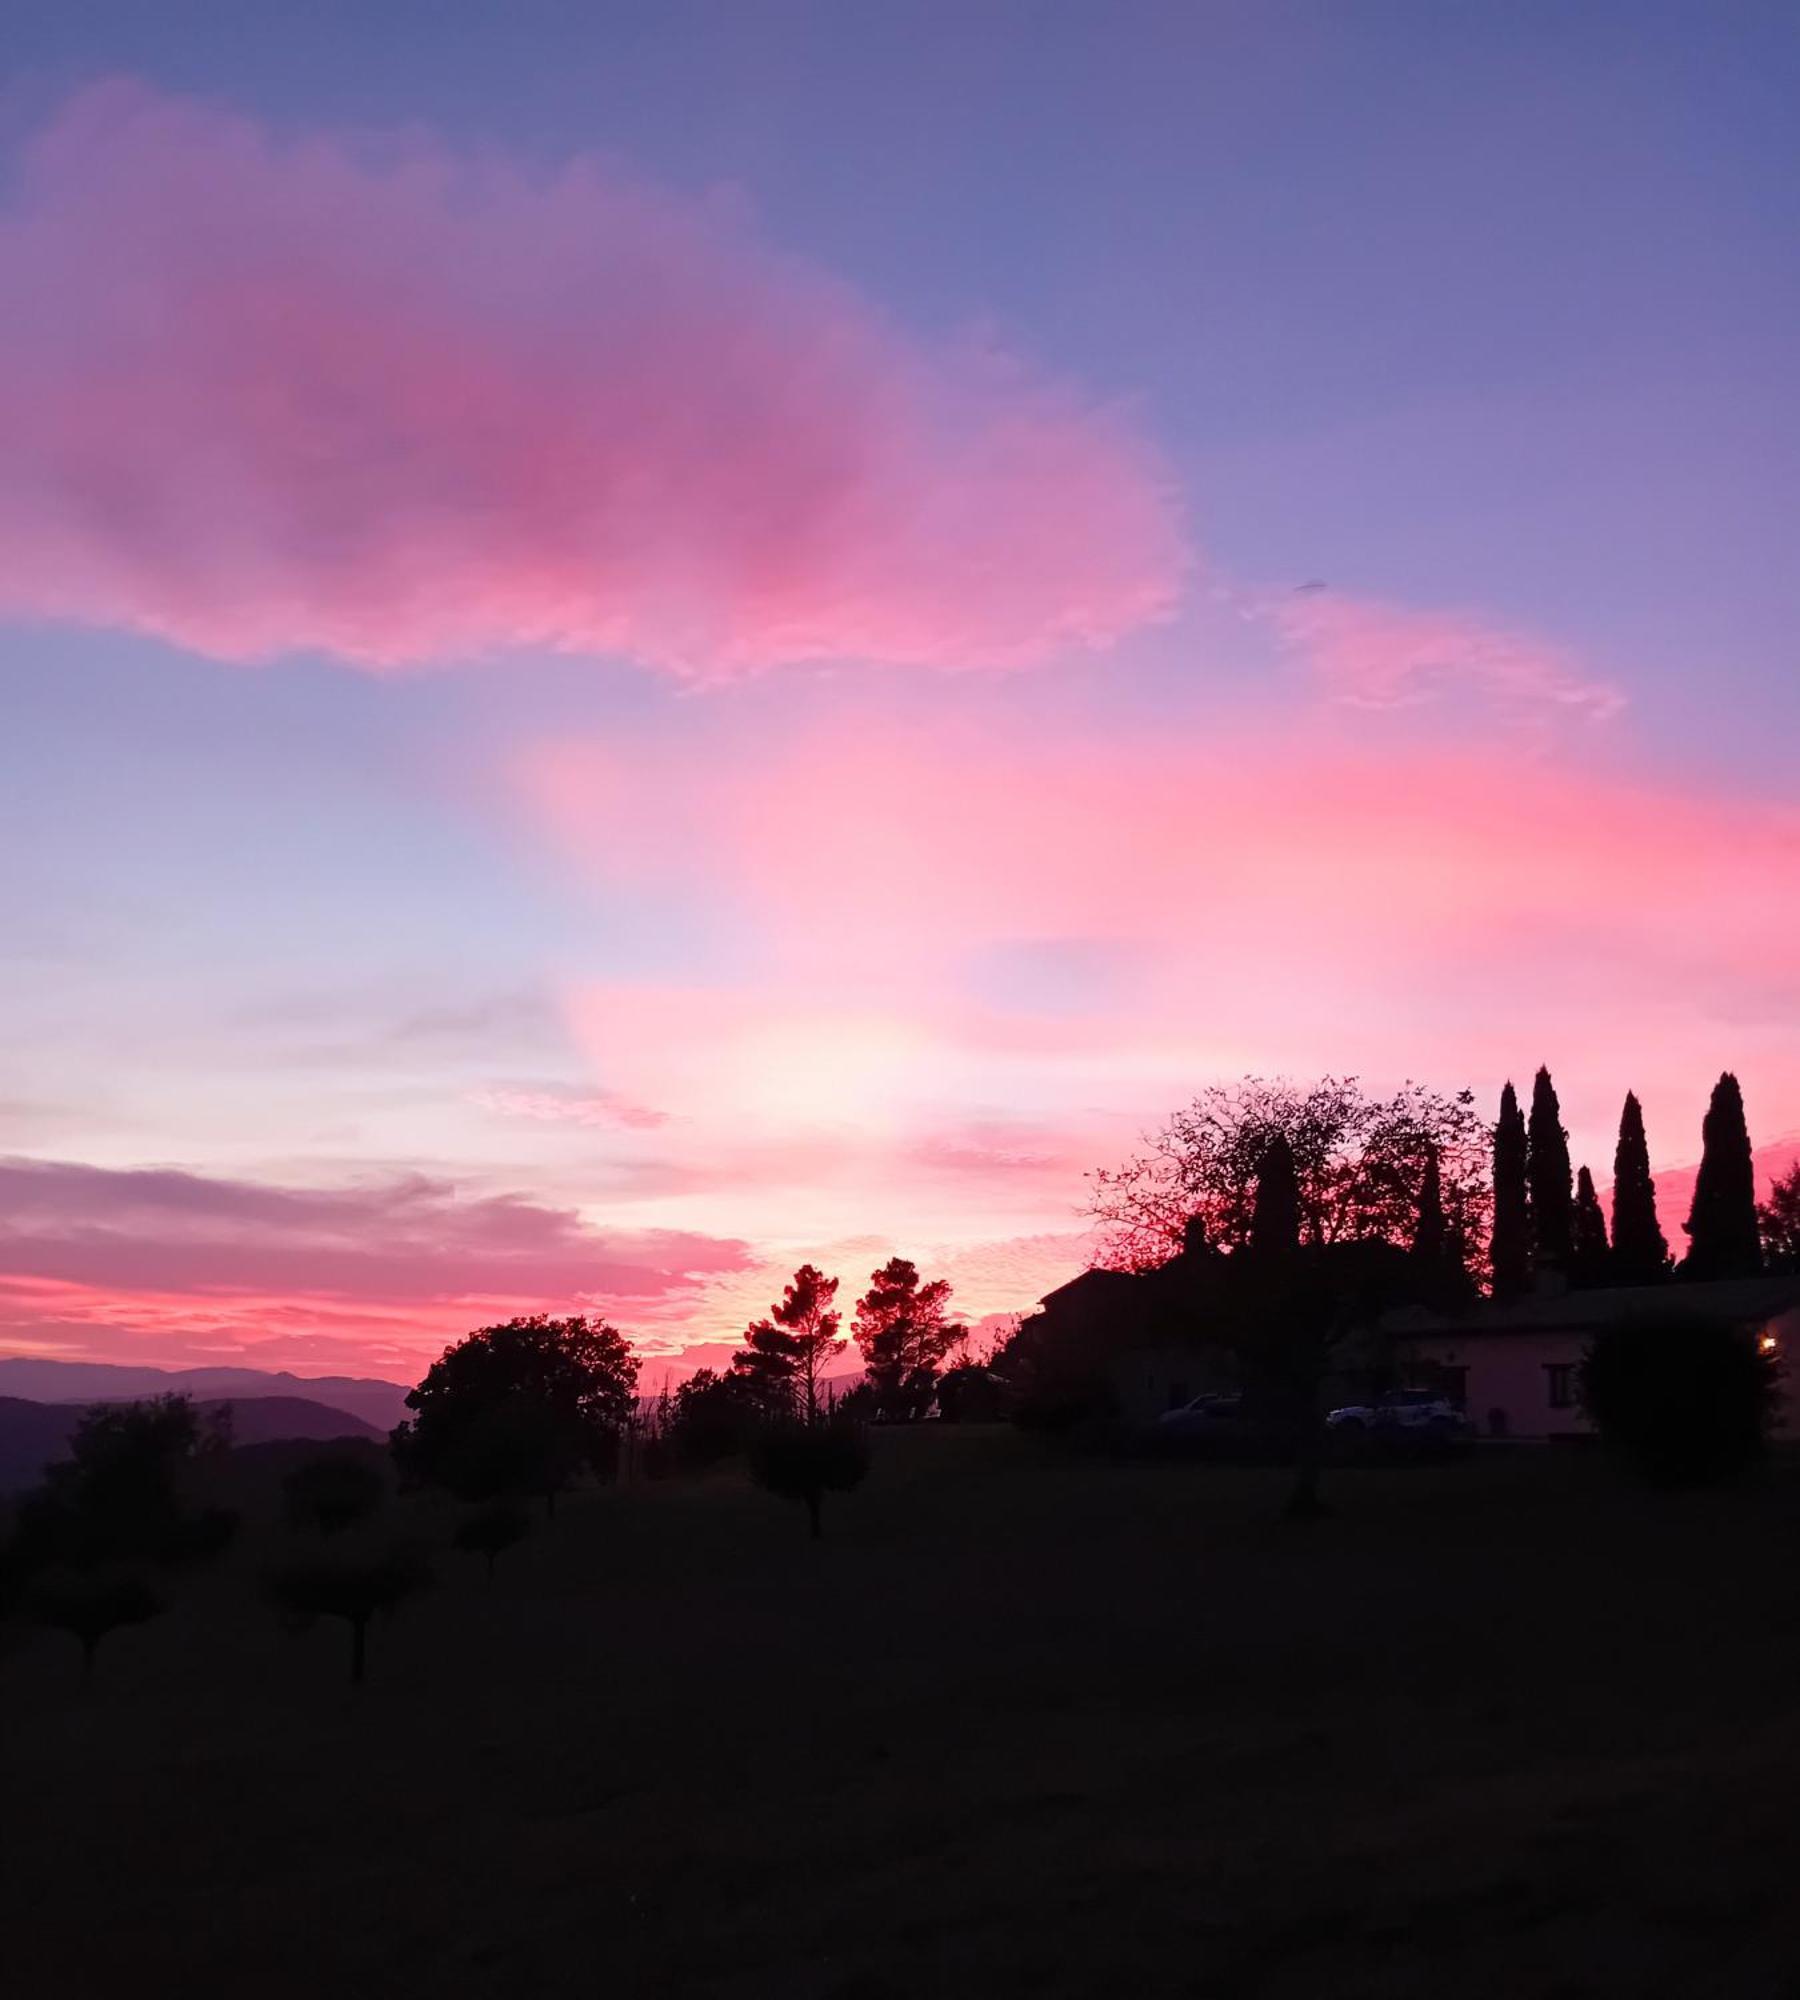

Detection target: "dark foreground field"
[7, 1430, 1800, 1998]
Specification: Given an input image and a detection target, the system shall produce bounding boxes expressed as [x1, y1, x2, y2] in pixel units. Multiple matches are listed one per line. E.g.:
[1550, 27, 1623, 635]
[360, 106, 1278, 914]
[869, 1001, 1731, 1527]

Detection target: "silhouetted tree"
[452, 1501, 532, 1581]
[29, 1570, 163, 1683]
[747, 1417, 870, 1539]
[1526, 1067, 1574, 1277]
[1759, 1162, 1800, 1274]
[264, 1548, 430, 1687]
[852, 1259, 966, 1421]
[1683, 1074, 1763, 1280]
[1409, 1144, 1475, 1308]
[729, 1265, 845, 1419]
[1579, 1310, 1777, 1486]
[1089, 1076, 1488, 1276]
[1491, 1082, 1530, 1302]
[1570, 1167, 1611, 1288]
[1411, 1144, 1446, 1263]
[1610, 1091, 1671, 1285]
[392, 1316, 639, 1513]
[1225, 1228, 1418, 1523]
[282, 1452, 386, 1537]
[728, 1319, 800, 1414]
[1250, 1135, 1301, 1256]
[15, 1395, 236, 1571]
[658, 1367, 758, 1469]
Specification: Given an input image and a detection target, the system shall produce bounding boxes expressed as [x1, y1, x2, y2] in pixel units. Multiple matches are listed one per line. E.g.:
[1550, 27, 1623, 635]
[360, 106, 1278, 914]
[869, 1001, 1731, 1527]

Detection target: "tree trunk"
[350, 1612, 368, 1687]
[1283, 1402, 1330, 1524]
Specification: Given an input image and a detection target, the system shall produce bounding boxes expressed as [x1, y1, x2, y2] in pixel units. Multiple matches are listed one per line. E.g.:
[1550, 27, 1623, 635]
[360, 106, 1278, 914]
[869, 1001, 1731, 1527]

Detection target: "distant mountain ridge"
[0, 1358, 412, 1433]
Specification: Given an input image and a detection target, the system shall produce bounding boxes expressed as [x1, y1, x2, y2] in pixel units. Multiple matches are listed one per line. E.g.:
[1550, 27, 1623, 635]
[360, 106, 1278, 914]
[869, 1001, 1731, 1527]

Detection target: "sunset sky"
[4, 3, 1797, 1383]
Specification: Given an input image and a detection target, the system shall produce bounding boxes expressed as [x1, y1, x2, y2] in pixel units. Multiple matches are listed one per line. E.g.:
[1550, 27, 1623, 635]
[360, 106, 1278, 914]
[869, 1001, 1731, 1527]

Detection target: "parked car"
[1157, 1392, 1245, 1437]
[1154, 1393, 1301, 1460]
[1326, 1389, 1466, 1436]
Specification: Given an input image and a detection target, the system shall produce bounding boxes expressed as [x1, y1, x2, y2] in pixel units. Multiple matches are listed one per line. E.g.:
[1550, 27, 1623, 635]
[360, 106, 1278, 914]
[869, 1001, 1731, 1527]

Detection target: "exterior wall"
[1407, 1329, 1593, 1440]
[1104, 1345, 1230, 1423]
[1406, 1305, 1800, 1442]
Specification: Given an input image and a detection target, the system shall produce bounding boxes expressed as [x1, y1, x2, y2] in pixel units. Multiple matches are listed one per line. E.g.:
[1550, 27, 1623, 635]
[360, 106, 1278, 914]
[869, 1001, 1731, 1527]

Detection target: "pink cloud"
[0, 1156, 753, 1370]
[522, 719, 1800, 1202]
[1270, 589, 1625, 721]
[0, 82, 1184, 676]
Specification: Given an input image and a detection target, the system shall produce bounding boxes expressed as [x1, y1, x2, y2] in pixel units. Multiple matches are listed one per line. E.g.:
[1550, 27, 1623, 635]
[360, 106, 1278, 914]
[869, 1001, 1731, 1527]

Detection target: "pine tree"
[1526, 1067, 1574, 1277]
[772, 1264, 844, 1420]
[728, 1315, 802, 1414]
[1491, 1081, 1530, 1302]
[852, 1259, 966, 1422]
[729, 1264, 846, 1418]
[1683, 1072, 1763, 1280]
[1250, 1135, 1301, 1256]
[1570, 1166, 1611, 1288]
[1610, 1091, 1670, 1285]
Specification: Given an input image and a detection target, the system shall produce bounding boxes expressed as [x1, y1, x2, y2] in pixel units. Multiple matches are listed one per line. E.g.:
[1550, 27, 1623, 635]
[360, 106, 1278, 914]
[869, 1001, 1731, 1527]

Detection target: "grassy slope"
[5, 1429, 1800, 1998]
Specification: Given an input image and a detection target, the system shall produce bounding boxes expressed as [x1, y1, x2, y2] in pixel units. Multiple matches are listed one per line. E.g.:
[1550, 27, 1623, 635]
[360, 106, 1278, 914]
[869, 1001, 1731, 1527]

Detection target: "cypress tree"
[1411, 1145, 1446, 1263]
[1682, 1072, 1763, 1280]
[1526, 1067, 1574, 1276]
[1570, 1166, 1611, 1288]
[1250, 1135, 1302, 1257]
[1610, 1091, 1669, 1284]
[1491, 1082, 1530, 1302]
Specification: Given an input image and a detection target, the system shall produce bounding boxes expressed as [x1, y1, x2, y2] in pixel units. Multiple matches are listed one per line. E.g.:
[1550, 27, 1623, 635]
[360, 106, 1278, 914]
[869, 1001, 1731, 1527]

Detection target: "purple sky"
[2, 3, 1796, 1378]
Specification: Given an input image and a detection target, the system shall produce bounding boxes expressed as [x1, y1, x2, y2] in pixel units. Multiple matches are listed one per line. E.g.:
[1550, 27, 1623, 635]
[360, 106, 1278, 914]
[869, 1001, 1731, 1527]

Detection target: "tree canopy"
[851, 1258, 966, 1421]
[729, 1264, 845, 1419]
[1090, 1075, 1489, 1277]
[1610, 1091, 1670, 1285]
[1526, 1067, 1574, 1276]
[1490, 1081, 1530, 1303]
[1759, 1161, 1800, 1274]
[1570, 1165, 1611, 1289]
[392, 1315, 639, 1506]
[1682, 1073, 1763, 1281]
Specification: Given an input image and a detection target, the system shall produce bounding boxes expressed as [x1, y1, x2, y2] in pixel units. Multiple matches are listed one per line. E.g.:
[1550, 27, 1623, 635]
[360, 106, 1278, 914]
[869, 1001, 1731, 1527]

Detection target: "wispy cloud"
[1268, 587, 1625, 722]
[469, 1084, 669, 1131]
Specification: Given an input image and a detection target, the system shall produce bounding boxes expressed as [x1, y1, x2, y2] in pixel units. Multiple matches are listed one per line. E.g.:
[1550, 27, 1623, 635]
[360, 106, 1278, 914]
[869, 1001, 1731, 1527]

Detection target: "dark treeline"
[1091, 1066, 1786, 1298]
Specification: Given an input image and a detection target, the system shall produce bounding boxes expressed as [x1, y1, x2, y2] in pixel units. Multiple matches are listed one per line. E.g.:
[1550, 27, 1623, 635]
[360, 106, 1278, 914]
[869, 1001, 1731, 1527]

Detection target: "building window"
[1544, 1363, 1575, 1410]
[1439, 1365, 1468, 1409]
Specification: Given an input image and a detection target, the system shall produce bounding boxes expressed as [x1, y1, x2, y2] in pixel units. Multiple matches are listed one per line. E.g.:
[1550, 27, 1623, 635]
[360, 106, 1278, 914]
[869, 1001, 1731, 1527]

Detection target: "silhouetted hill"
[204, 1397, 383, 1446]
[0, 1358, 412, 1432]
[0, 1393, 382, 1494]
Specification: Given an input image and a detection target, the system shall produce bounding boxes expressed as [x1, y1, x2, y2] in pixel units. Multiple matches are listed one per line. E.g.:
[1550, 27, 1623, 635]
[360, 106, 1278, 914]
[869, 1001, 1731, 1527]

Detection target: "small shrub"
[264, 1547, 431, 1686]
[1579, 1310, 1779, 1488]
[29, 1569, 164, 1682]
[747, 1417, 870, 1539]
[282, 1453, 386, 1537]
[452, 1501, 532, 1580]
